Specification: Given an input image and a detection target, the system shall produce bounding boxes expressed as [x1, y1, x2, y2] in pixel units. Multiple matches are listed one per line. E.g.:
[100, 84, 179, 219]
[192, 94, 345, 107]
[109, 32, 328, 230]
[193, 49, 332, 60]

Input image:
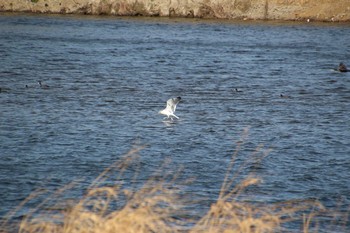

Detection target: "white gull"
[159, 97, 181, 120]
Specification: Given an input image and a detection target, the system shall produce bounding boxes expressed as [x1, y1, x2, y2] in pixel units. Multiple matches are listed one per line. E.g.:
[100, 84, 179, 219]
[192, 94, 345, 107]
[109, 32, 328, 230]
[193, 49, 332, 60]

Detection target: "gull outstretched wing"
[166, 97, 181, 113]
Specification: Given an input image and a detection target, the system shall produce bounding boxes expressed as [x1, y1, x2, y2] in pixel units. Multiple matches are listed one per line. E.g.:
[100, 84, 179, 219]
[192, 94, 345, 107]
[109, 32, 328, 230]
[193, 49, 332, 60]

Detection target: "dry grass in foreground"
[1, 132, 346, 233]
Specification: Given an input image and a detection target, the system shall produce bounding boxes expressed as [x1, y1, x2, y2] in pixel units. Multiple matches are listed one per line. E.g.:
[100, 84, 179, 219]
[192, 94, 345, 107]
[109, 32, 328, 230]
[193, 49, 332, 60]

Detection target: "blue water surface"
[1, 13, 350, 231]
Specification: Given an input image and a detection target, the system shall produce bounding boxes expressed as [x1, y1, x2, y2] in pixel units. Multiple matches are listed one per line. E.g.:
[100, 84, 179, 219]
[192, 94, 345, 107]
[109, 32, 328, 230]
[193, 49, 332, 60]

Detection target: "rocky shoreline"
[1, 0, 350, 22]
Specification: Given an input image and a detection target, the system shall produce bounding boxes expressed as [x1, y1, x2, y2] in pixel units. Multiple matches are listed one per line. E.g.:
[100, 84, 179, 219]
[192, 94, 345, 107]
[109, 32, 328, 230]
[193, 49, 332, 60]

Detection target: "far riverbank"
[1, 0, 350, 22]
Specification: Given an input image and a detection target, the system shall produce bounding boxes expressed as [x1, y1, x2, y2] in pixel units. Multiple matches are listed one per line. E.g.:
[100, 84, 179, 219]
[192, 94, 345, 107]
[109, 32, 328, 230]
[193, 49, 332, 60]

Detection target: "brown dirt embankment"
[1, 0, 350, 21]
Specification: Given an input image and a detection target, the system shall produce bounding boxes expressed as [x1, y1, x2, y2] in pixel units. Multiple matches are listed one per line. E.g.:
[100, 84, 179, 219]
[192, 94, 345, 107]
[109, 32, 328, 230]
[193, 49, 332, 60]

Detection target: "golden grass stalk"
[2, 133, 343, 233]
[15, 145, 185, 233]
[190, 129, 324, 233]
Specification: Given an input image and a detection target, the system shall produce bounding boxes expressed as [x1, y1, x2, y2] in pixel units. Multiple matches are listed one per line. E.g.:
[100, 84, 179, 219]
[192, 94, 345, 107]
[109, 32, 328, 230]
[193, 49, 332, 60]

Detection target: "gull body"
[159, 97, 181, 120]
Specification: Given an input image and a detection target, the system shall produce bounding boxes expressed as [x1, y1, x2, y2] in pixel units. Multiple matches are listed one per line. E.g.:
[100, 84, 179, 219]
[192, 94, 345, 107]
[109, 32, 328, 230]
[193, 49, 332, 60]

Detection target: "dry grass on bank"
[0, 132, 344, 233]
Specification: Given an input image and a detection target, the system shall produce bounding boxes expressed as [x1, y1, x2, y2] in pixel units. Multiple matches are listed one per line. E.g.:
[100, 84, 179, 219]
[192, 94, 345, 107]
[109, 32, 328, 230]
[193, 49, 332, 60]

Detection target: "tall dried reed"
[1, 131, 342, 233]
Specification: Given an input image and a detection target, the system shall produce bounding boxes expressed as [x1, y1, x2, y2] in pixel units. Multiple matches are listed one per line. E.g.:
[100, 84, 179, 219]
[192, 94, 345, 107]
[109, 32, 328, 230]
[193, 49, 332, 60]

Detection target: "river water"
[0, 13, 350, 231]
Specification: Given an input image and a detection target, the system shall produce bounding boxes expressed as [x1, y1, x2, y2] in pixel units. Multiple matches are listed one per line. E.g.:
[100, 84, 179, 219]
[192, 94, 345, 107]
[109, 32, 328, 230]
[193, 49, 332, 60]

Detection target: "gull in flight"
[159, 97, 181, 120]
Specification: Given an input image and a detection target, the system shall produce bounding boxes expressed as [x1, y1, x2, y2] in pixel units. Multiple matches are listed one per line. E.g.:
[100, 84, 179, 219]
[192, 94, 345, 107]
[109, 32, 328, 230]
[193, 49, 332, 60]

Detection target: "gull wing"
[166, 97, 181, 113]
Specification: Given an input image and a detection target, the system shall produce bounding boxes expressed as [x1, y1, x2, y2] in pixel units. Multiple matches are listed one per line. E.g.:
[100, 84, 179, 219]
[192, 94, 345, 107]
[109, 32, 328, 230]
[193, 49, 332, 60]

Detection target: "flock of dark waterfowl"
[0, 81, 50, 93]
[0, 63, 348, 95]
